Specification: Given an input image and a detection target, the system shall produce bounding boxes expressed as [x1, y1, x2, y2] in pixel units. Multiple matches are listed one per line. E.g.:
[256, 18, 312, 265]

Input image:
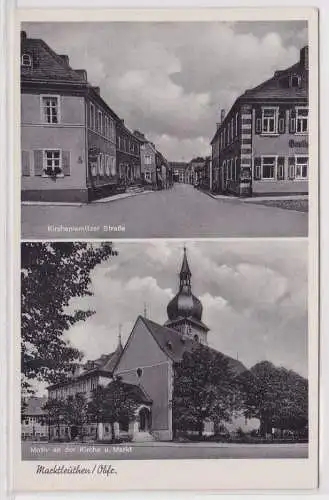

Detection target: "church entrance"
[138, 407, 151, 432]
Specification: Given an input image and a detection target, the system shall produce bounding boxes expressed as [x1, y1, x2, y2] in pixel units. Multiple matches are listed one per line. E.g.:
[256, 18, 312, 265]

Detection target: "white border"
[2, 2, 322, 497]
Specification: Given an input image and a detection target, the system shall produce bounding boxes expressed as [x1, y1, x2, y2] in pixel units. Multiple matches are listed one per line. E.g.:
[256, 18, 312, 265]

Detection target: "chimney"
[300, 46, 308, 70]
[21, 31, 27, 42]
[93, 86, 100, 95]
[220, 109, 226, 123]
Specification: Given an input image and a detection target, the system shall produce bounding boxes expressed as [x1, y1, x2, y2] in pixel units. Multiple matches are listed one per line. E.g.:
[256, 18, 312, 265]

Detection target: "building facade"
[169, 162, 189, 183]
[116, 121, 142, 187]
[21, 30, 132, 202]
[21, 396, 48, 440]
[210, 46, 309, 196]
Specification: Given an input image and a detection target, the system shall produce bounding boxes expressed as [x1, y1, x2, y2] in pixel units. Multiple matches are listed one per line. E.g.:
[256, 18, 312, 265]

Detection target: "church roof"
[141, 316, 247, 376]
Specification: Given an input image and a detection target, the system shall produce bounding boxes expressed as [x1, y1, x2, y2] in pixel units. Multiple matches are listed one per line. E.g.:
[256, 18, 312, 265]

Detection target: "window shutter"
[278, 109, 286, 133]
[33, 150, 43, 176]
[277, 156, 285, 180]
[254, 157, 261, 180]
[255, 108, 262, 134]
[288, 157, 295, 179]
[21, 150, 30, 176]
[62, 151, 70, 176]
[289, 109, 296, 133]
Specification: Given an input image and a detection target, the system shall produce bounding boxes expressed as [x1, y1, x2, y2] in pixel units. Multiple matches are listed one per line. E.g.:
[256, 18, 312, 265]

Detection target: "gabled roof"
[47, 344, 123, 390]
[241, 61, 308, 101]
[24, 396, 47, 416]
[140, 316, 247, 376]
[21, 37, 87, 84]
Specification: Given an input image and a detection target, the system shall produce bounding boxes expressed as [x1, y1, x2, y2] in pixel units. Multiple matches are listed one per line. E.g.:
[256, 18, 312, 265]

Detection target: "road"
[22, 441, 308, 460]
[21, 184, 308, 239]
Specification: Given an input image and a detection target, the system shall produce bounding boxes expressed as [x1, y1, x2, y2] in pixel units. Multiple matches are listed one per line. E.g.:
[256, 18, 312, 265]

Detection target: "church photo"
[21, 239, 309, 460]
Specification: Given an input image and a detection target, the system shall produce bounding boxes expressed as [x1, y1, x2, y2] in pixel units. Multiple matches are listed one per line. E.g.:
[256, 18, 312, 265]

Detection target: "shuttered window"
[288, 157, 295, 179]
[254, 157, 261, 180]
[277, 157, 285, 180]
[21, 151, 30, 176]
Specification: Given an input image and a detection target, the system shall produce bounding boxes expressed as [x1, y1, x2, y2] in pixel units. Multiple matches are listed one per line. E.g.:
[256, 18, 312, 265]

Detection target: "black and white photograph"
[21, 240, 308, 461]
[20, 20, 310, 239]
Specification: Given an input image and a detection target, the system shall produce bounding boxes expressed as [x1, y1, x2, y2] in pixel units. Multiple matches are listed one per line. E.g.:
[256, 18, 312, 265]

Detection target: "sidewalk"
[21, 189, 154, 207]
[203, 190, 308, 203]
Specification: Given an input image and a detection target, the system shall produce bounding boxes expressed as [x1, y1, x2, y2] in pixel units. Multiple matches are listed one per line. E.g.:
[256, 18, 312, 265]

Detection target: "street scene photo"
[21, 240, 308, 460]
[20, 21, 309, 239]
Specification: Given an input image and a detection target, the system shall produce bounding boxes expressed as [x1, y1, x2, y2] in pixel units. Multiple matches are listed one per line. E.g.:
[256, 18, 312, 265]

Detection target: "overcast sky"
[59, 240, 308, 386]
[23, 21, 307, 161]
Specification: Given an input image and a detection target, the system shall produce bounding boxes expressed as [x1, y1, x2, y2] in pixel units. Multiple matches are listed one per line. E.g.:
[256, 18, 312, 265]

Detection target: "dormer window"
[291, 75, 301, 88]
[166, 341, 173, 351]
[21, 53, 32, 67]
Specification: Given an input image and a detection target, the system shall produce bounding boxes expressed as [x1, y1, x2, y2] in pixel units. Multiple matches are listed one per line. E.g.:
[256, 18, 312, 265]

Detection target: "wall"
[21, 93, 88, 202]
[115, 319, 172, 436]
[252, 107, 308, 195]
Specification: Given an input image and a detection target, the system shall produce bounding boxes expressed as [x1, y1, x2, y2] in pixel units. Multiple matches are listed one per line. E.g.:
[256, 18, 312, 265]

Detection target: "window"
[231, 118, 234, 142]
[110, 156, 116, 177]
[41, 96, 59, 124]
[223, 128, 226, 148]
[43, 150, 62, 176]
[137, 368, 143, 378]
[261, 107, 278, 134]
[296, 107, 308, 134]
[261, 156, 276, 179]
[144, 154, 152, 165]
[104, 116, 109, 138]
[234, 158, 238, 181]
[295, 156, 308, 179]
[21, 53, 32, 67]
[291, 75, 301, 88]
[235, 112, 239, 137]
[109, 120, 115, 141]
[145, 171, 151, 182]
[98, 111, 103, 134]
[90, 103, 95, 130]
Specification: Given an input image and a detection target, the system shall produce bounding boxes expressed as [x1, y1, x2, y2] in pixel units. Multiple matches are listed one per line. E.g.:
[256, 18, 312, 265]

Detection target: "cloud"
[23, 21, 307, 160]
[60, 240, 308, 379]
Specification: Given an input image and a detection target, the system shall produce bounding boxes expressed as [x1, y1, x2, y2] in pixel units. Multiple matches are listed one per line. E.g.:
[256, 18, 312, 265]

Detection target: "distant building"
[211, 46, 309, 196]
[116, 121, 142, 187]
[21, 396, 48, 440]
[169, 162, 189, 183]
[21, 30, 128, 202]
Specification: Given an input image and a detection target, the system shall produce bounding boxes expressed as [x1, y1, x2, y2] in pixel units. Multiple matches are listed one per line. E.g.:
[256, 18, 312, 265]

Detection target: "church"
[47, 248, 259, 442]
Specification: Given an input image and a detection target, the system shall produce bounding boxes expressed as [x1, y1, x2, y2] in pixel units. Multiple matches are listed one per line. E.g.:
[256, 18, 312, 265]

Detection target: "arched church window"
[136, 368, 143, 378]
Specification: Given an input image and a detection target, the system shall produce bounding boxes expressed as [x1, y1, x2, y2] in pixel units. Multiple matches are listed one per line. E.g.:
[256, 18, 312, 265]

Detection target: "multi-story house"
[133, 131, 158, 188]
[21, 30, 121, 202]
[21, 396, 48, 441]
[210, 46, 309, 196]
[116, 120, 142, 187]
[46, 341, 123, 441]
[169, 162, 189, 183]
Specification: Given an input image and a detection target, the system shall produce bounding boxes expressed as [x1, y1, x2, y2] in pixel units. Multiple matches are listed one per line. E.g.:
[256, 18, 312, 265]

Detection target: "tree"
[172, 344, 241, 438]
[21, 242, 117, 391]
[88, 379, 140, 441]
[43, 398, 66, 441]
[62, 393, 88, 440]
[237, 361, 308, 437]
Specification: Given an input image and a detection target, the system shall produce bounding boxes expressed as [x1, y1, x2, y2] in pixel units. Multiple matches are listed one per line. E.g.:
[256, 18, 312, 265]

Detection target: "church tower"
[165, 247, 209, 345]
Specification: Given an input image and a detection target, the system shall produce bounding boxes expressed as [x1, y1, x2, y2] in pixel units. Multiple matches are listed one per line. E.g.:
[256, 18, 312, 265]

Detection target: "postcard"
[8, 6, 318, 493]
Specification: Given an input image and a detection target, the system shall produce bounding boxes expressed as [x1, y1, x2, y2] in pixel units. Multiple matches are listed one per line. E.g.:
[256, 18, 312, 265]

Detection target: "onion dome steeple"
[166, 247, 203, 322]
